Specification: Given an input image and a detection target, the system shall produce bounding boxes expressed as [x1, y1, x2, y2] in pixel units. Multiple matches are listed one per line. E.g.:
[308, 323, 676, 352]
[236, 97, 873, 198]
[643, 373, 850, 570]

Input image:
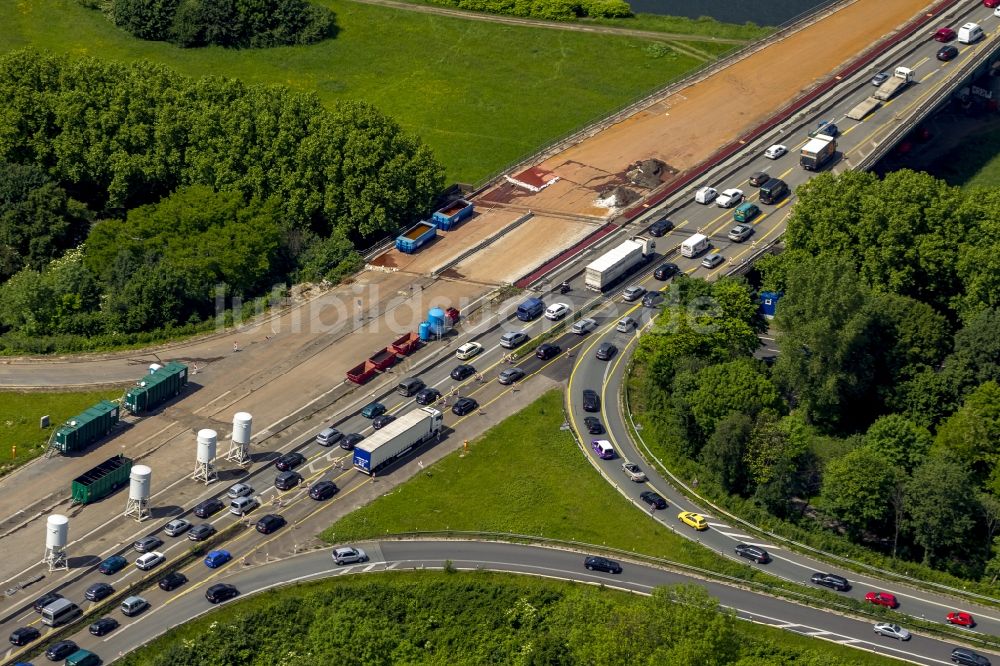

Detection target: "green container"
[53, 400, 120, 453]
[124, 361, 189, 414]
[71, 454, 133, 505]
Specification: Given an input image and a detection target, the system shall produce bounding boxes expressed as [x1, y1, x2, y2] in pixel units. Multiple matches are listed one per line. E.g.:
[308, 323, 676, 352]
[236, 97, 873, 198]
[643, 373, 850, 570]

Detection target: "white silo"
[192, 428, 218, 484]
[124, 464, 152, 521]
[225, 412, 252, 466]
[42, 514, 69, 571]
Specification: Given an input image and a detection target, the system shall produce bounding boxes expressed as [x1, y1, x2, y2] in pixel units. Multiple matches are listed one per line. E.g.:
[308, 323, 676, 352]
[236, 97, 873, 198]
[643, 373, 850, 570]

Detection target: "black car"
[654, 263, 679, 280]
[451, 364, 476, 381]
[275, 470, 303, 491]
[133, 535, 164, 553]
[951, 648, 992, 666]
[85, 582, 115, 602]
[453, 397, 479, 416]
[748, 171, 770, 187]
[341, 432, 365, 450]
[256, 513, 286, 534]
[89, 617, 119, 637]
[372, 414, 396, 429]
[810, 572, 850, 591]
[639, 490, 667, 510]
[206, 583, 239, 604]
[158, 572, 187, 591]
[274, 451, 306, 471]
[536, 343, 561, 360]
[9, 626, 40, 646]
[734, 544, 770, 564]
[648, 218, 674, 237]
[32, 591, 63, 613]
[595, 342, 617, 361]
[309, 480, 339, 500]
[584, 416, 604, 434]
[45, 639, 78, 661]
[582, 389, 600, 412]
[415, 387, 442, 405]
[642, 291, 664, 308]
[937, 44, 958, 61]
[584, 555, 622, 574]
[188, 523, 217, 541]
[194, 497, 225, 518]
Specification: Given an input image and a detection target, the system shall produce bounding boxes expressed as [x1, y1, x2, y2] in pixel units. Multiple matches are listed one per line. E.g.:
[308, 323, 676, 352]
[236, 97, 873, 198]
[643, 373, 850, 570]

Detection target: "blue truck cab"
[516, 297, 545, 322]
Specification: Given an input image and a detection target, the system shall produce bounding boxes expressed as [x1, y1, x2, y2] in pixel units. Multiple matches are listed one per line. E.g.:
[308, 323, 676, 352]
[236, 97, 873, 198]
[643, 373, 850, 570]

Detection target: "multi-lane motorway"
[6, 2, 1000, 663]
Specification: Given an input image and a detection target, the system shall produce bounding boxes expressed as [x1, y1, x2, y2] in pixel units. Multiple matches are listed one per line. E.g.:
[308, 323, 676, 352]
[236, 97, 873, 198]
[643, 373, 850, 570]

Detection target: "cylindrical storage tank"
[427, 307, 448, 335]
[129, 465, 152, 501]
[46, 514, 69, 550]
[197, 429, 218, 464]
[232, 412, 252, 446]
[418, 321, 431, 341]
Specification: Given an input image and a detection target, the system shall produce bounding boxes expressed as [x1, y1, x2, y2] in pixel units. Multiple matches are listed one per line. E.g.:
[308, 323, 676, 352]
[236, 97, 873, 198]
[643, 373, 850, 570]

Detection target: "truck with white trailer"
[353, 407, 443, 474]
[584, 236, 655, 291]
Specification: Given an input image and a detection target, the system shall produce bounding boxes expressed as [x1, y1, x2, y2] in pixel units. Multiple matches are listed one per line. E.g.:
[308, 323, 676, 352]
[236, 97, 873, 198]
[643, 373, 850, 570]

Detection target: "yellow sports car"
[678, 511, 708, 531]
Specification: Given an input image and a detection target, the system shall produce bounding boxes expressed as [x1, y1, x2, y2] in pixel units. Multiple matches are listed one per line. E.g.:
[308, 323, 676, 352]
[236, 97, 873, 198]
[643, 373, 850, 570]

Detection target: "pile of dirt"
[626, 158, 668, 188]
[594, 185, 640, 210]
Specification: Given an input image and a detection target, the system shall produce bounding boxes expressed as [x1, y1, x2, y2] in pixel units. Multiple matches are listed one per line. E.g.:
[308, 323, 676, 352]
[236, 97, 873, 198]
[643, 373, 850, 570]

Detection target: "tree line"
[422, 0, 632, 21]
[634, 169, 1000, 584]
[118, 574, 871, 666]
[81, 0, 336, 48]
[0, 50, 443, 352]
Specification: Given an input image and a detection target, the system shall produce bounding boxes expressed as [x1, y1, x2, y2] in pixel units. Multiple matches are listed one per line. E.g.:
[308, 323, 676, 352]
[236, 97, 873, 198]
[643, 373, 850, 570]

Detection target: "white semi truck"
[584, 236, 655, 291]
[353, 407, 443, 474]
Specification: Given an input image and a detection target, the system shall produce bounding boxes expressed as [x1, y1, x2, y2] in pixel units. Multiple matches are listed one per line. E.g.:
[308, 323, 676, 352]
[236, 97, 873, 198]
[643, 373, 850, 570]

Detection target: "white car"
[571, 318, 597, 335]
[332, 546, 368, 565]
[227, 483, 253, 499]
[621, 461, 647, 482]
[873, 622, 910, 641]
[135, 551, 165, 571]
[544, 303, 571, 321]
[764, 144, 787, 159]
[455, 342, 483, 360]
[715, 188, 744, 208]
[694, 186, 717, 204]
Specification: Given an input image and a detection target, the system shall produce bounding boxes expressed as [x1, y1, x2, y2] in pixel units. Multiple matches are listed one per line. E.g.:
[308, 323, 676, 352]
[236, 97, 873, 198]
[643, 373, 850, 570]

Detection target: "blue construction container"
[759, 291, 782, 319]
[395, 221, 437, 254]
[432, 199, 474, 231]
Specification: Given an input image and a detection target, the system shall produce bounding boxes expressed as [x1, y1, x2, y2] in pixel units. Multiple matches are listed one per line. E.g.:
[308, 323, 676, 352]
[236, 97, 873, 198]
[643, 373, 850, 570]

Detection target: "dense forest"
[0, 50, 443, 353]
[118, 574, 885, 666]
[86, 0, 337, 48]
[634, 169, 1000, 586]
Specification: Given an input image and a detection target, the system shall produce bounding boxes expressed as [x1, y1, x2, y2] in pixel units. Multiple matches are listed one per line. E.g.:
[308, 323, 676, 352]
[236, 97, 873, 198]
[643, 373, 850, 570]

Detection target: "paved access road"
[46, 540, 984, 665]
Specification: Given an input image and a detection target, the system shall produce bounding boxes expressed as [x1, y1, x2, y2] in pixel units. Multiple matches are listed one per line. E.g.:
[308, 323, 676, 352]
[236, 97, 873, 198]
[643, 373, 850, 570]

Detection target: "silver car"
[163, 519, 191, 537]
[727, 224, 753, 242]
[873, 622, 910, 641]
[622, 285, 646, 302]
[498, 367, 525, 385]
[333, 546, 368, 565]
[701, 253, 724, 269]
[571, 318, 597, 334]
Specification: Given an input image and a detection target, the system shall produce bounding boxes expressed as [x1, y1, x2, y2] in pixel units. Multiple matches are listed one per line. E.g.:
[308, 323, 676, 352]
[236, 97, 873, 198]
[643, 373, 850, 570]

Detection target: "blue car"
[204, 550, 232, 569]
[99, 555, 128, 575]
[360, 401, 386, 419]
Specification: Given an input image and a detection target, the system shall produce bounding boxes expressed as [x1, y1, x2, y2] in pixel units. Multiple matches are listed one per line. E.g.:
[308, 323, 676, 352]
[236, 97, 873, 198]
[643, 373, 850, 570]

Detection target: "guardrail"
[379, 530, 1000, 650]
[620, 375, 1000, 609]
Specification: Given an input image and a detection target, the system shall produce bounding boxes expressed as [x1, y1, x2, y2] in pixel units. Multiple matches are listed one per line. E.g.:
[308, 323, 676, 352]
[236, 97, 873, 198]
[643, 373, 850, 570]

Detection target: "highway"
[36, 540, 993, 665]
[5, 2, 1000, 664]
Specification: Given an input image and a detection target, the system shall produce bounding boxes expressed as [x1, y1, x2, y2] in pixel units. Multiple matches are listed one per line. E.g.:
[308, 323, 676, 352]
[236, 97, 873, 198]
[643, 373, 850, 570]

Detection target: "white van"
[680, 233, 709, 258]
[958, 22, 983, 44]
[230, 495, 259, 516]
[616, 317, 637, 333]
[41, 598, 81, 626]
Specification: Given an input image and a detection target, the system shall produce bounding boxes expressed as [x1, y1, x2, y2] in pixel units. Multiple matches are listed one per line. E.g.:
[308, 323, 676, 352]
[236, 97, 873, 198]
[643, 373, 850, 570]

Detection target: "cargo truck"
[800, 135, 836, 171]
[353, 407, 443, 474]
[873, 67, 913, 101]
[395, 221, 437, 254]
[432, 199, 474, 231]
[54, 400, 120, 453]
[584, 236, 655, 291]
[71, 454, 133, 504]
[123, 361, 188, 414]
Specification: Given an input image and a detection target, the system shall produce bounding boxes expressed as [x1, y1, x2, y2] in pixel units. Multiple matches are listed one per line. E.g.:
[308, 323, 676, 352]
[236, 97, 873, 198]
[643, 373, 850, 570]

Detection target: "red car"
[934, 27, 956, 42]
[984, 0, 999, 8]
[865, 591, 898, 608]
[947, 611, 975, 627]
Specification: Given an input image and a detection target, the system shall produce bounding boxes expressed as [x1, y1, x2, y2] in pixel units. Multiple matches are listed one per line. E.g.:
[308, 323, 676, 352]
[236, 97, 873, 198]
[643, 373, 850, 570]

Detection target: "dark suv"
[951, 648, 991, 666]
[274, 451, 305, 471]
[582, 389, 600, 412]
[654, 263, 679, 280]
[194, 497, 224, 518]
[536, 343, 561, 360]
[595, 342, 617, 361]
[9, 626, 40, 646]
[648, 218, 674, 237]
[584, 556, 622, 574]
[734, 544, 770, 564]
[341, 433, 365, 450]
[810, 572, 850, 591]
[415, 387, 442, 405]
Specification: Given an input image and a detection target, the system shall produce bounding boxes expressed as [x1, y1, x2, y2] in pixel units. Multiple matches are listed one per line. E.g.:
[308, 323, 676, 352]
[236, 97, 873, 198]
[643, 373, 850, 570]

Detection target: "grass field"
[1, 0, 737, 184]
[921, 125, 1000, 188]
[116, 571, 899, 666]
[324, 391, 758, 575]
[0, 390, 124, 476]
